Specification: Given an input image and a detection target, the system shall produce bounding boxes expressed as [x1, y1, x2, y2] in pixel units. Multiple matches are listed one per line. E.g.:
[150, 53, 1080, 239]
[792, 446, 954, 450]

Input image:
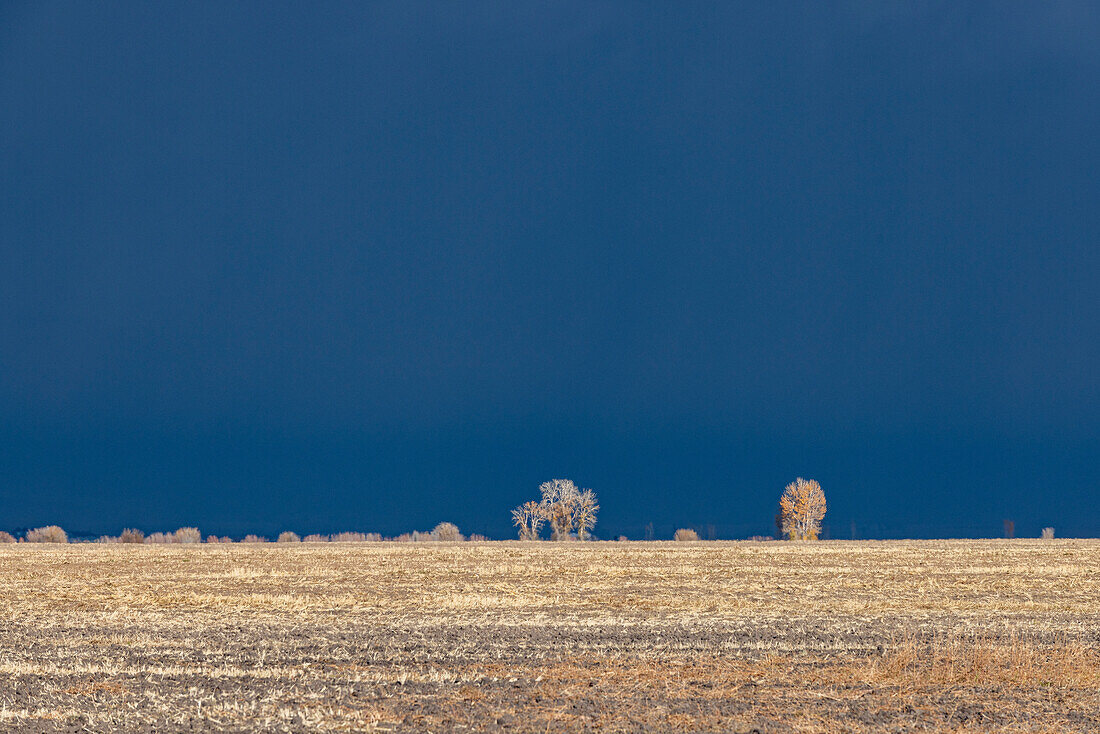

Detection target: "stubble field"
[1, 540, 1099, 732]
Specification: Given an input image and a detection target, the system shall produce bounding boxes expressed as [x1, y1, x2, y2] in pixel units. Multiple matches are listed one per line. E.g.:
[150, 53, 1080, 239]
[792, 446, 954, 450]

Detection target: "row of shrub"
[4, 525, 726, 544]
[669, 528, 774, 541]
[0, 526, 69, 543]
[2, 523, 1060, 544]
[1, 522, 479, 544]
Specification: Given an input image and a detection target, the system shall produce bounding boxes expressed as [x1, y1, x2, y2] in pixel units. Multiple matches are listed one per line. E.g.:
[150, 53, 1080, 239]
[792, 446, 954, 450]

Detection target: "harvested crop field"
[2, 540, 1099, 732]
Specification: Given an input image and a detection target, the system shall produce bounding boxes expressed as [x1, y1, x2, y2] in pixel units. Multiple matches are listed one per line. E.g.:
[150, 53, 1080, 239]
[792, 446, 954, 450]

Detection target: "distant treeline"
[1, 477, 1059, 543]
[0, 522, 483, 544]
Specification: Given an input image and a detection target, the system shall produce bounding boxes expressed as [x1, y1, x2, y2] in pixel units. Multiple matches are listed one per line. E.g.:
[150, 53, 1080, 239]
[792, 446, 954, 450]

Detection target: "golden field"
[1, 540, 1099, 732]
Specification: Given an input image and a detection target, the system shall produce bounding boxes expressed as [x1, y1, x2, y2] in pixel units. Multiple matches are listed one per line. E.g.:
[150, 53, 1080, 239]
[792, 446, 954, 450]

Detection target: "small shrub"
[394, 532, 433, 542]
[0, 531, 16, 543]
[1041, 527, 1055, 540]
[26, 526, 68, 543]
[144, 532, 171, 544]
[674, 528, 699, 541]
[205, 535, 220, 544]
[120, 528, 145, 544]
[241, 534, 268, 543]
[468, 534, 488, 542]
[174, 527, 201, 544]
[617, 535, 629, 542]
[331, 532, 368, 542]
[364, 532, 382, 542]
[216, 536, 234, 543]
[277, 531, 301, 543]
[302, 534, 329, 542]
[96, 535, 119, 543]
[747, 535, 774, 542]
[431, 522, 464, 542]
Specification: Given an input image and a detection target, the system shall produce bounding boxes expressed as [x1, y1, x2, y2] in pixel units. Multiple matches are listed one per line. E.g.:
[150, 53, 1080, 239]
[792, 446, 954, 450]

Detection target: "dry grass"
[1, 540, 1098, 731]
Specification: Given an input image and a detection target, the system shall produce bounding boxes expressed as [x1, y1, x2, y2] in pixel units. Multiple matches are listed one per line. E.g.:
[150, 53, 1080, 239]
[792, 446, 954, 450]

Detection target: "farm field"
[1, 540, 1099, 732]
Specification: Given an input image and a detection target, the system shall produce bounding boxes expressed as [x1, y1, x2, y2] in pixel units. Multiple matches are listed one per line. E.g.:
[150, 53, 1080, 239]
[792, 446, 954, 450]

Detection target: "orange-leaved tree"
[779, 477, 826, 540]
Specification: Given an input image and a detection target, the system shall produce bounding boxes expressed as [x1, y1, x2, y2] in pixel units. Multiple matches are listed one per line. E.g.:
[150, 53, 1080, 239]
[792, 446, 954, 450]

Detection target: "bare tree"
[575, 489, 599, 540]
[512, 500, 546, 540]
[779, 477, 826, 541]
[540, 479, 580, 539]
[537, 479, 599, 540]
[512, 479, 599, 541]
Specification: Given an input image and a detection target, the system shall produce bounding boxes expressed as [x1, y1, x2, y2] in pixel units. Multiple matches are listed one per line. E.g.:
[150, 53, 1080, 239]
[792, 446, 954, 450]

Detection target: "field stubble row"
[1, 540, 1098, 731]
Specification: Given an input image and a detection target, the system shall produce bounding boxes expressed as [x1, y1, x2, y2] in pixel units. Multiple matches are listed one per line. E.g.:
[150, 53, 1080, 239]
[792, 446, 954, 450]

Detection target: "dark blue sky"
[2, 2, 1097, 539]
